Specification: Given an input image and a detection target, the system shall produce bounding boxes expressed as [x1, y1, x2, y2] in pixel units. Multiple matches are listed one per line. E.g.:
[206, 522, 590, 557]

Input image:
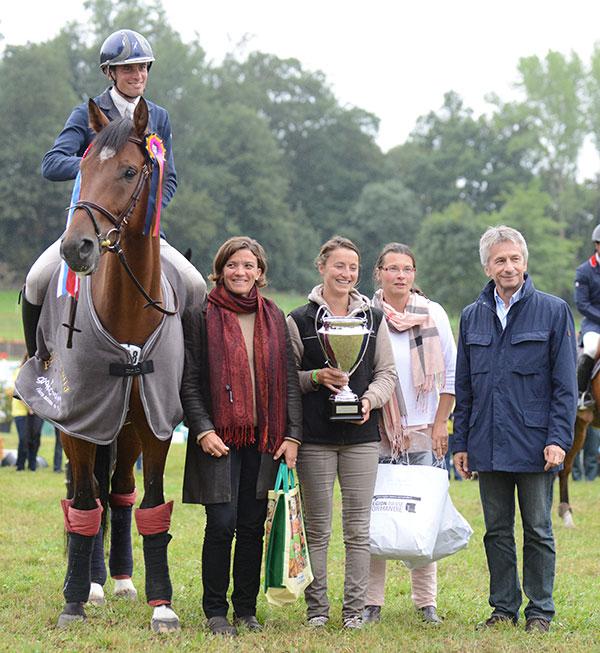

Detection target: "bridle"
[68, 135, 177, 317]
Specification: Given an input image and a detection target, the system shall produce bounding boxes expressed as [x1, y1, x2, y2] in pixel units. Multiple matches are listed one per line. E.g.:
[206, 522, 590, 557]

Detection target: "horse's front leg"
[129, 390, 180, 633]
[58, 434, 99, 628]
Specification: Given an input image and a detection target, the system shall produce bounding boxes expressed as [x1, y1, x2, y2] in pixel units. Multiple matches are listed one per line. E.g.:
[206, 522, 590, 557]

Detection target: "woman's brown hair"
[315, 235, 361, 268]
[209, 236, 268, 288]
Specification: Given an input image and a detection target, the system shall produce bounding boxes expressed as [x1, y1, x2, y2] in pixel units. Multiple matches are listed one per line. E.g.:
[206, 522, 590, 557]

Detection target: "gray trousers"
[24, 238, 206, 305]
[296, 441, 379, 620]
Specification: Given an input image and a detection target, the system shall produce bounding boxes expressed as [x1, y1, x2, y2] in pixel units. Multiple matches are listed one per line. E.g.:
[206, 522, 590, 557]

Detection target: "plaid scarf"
[206, 284, 287, 453]
[373, 288, 445, 453]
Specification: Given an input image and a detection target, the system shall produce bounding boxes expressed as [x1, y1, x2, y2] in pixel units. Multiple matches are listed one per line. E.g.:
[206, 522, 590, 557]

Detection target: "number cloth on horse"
[15, 261, 185, 444]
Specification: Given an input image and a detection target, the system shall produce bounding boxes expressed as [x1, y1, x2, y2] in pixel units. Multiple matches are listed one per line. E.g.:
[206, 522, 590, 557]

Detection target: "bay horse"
[55, 98, 182, 631]
[557, 358, 600, 528]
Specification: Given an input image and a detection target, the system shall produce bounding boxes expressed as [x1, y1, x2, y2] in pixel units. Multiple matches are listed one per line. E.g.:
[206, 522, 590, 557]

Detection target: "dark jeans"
[572, 426, 599, 482]
[202, 442, 267, 619]
[15, 414, 43, 470]
[54, 427, 63, 472]
[478, 471, 555, 622]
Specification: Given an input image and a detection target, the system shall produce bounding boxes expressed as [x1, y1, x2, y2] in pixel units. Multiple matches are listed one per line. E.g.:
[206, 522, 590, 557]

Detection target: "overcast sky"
[2, 0, 600, 170]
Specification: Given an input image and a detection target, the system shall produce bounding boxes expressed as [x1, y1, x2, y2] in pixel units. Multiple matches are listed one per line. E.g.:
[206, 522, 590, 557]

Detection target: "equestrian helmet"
[99, 29, 155, 71]
[592, 224, 600, 243]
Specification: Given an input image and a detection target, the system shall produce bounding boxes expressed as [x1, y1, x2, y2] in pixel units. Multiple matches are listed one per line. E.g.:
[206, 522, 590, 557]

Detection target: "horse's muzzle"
[60, 234, 100, 275]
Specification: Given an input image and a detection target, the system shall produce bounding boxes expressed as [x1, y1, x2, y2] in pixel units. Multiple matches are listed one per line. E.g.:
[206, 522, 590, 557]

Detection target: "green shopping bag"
[264, 463, 313, 606]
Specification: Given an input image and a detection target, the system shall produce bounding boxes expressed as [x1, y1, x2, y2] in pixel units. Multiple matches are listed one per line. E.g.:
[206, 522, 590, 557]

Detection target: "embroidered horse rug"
[15, 261, 186, 444]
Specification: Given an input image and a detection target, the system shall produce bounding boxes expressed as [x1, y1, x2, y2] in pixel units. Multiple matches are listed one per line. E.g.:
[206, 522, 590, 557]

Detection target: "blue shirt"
[494, 285, 523, 330]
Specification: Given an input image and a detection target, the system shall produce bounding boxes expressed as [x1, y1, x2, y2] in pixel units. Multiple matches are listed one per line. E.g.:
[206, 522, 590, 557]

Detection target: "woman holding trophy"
[363, 242, 456, 625]
[180, 236, 302, 637]
[287, 236, 397, 629]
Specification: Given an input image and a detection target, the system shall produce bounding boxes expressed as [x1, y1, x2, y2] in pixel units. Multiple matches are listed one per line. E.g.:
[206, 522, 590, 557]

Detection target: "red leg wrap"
[61, 498, 103, 535]
[134, 501, 173, 535]
[109, 488, 138, 507]
[149, 599, 171, 607]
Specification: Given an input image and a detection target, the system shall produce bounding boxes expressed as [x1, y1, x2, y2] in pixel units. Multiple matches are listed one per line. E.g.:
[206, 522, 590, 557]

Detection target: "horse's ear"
[88, 99, 110, 134]
[133, 97, 149, 139]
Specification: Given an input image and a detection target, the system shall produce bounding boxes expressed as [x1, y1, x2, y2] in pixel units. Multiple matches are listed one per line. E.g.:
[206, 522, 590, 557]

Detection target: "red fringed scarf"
[206, 284, 288, 453]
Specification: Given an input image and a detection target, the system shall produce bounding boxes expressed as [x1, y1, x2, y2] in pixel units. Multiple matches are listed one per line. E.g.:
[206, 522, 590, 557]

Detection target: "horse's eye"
[124, 168, 138, 180]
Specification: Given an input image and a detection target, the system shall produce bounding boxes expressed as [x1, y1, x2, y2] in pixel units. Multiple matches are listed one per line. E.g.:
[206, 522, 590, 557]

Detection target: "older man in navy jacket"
[453, 225, 576, 634]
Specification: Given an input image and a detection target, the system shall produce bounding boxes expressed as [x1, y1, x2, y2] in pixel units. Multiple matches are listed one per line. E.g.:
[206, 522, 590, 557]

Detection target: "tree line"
[1, 0, 600, 314]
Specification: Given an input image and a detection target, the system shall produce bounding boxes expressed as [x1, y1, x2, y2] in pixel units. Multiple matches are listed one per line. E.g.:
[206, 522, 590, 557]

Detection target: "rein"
[68, 135, 177, 318]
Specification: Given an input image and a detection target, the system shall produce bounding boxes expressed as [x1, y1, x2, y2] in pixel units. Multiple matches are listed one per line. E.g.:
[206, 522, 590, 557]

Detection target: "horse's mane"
[91, 117, 135, 154]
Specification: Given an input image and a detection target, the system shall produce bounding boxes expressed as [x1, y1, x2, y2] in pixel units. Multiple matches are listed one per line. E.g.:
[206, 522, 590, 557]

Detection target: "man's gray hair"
[479, 225, 528, 266]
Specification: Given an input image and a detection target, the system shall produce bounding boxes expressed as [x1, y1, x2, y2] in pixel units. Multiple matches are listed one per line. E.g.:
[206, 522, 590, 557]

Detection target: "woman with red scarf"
[181, 237, 302, 637]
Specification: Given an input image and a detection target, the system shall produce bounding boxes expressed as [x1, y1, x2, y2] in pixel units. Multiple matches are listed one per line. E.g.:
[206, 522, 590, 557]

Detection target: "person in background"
[363, 243, 456, 625]
[21, 28, 205, 359]
[453, 225, 576, 634]
[574, 224, 600, 407]
[12, 353, 43, 471]
[287, 236, 397, 630]
[53, 427, 63, 473]
[444, 411, 462, 481]
[571, 424, 599, 482]
[181, 236, 301, 637]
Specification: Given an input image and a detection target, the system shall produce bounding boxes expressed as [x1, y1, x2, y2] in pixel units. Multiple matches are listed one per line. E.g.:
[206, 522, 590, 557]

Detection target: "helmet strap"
[108, 67, 143, 102]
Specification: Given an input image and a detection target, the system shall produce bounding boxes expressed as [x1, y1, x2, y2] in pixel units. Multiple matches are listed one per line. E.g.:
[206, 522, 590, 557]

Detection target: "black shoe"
[476, 613, 517, 630]
[206, 615, 237, 636]
[233, 614, 263, 631]
[363, 605, 381, 623]
[525, 616, 550, 633]
[418, 606, 442, 624]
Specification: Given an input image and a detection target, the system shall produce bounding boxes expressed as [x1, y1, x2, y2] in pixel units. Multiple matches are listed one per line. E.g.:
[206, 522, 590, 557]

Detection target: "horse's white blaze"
[151, 605, 180, 633]
[114, 577, 138, 600]
[99, 146, 116, 163]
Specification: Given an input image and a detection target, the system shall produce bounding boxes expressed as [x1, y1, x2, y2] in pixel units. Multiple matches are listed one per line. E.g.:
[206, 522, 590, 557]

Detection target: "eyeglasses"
[379, 266, 416, 275]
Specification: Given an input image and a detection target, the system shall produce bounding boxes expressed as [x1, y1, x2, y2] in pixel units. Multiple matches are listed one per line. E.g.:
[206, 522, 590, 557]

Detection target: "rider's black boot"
[21, 287, 42, 358]
[577, 353, 595, 393]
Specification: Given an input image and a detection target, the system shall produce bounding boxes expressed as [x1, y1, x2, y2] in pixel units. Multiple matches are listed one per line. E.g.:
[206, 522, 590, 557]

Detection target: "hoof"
[87, 582, 105, 606]
[58, 602, 86, 628]
[114, 578, 138, 601]
[151, 605, 180, 633]
[558, 502, 576, 527]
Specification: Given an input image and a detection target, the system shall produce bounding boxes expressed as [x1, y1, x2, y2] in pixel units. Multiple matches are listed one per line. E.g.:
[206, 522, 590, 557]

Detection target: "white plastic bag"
[403, 491, 473, 569]
[369, 461, 449, 561]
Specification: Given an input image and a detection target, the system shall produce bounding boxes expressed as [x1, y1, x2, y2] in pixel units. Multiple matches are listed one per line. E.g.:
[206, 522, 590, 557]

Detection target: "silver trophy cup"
[316, 313, 371, 421]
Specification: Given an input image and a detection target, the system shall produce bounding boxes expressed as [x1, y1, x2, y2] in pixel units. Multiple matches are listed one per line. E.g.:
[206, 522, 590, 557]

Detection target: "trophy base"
[330, 400, 363, 422]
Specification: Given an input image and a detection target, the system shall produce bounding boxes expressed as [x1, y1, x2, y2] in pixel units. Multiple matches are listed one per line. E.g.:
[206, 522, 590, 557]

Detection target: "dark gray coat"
[180, 301, 302, 503]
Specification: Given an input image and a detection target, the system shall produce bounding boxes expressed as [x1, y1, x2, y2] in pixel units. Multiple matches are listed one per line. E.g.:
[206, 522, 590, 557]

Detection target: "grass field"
[0, 289, 22, 342]
[1, 427, 599, 652]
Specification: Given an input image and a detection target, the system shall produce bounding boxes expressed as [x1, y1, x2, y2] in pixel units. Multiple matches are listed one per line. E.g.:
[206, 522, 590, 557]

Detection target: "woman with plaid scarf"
[363, 243, 456, 626]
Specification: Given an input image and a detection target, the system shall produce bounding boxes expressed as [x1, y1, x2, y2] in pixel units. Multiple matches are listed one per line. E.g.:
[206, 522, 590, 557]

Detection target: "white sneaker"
[307, 615, 329, 627]
[343, 615, 363, 630]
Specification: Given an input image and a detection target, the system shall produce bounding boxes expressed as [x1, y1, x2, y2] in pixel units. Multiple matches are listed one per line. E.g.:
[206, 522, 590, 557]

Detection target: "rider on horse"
[22, 29, 205, 358]
[574, 224, 600, 408]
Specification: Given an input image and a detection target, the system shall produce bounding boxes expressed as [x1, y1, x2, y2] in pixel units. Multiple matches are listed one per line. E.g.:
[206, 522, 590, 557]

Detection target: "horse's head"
[59, 98, 150, 275]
